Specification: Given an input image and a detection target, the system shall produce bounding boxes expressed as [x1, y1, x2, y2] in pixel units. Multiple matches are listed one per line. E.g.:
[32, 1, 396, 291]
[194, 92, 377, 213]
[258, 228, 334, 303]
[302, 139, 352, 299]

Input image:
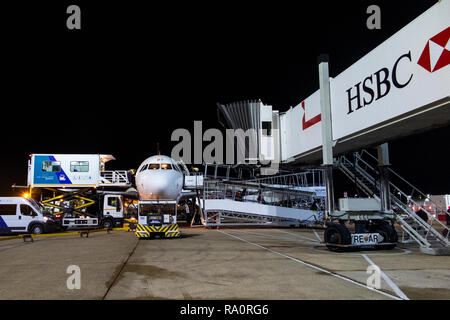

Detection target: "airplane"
[135, 155, 187, 201]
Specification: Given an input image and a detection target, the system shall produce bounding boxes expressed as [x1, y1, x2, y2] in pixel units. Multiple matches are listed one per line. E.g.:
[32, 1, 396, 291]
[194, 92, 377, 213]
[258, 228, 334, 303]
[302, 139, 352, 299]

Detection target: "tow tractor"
[135, 200, 180, 238]
[324, 198, 398, 251]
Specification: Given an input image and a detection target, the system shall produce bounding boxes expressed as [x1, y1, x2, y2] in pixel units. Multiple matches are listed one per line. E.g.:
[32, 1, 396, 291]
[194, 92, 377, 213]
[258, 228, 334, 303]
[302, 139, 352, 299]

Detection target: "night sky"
[1, 0, 448, 196]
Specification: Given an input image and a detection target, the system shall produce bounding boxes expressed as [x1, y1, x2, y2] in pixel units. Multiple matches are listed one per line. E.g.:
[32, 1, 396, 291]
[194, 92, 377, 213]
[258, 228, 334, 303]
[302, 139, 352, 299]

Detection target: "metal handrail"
[100, 170, 129, 184]
[203, 178, 322, 211]
[358, 149, 448, 214]
[337, 153, 449, 247]
[246, 169, 325, 188]
[349, 151, 449, 245]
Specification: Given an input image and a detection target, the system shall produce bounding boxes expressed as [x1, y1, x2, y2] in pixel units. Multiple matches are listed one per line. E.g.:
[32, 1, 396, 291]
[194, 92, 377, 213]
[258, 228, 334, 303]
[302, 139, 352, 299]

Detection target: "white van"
[0, 197, 57, 234]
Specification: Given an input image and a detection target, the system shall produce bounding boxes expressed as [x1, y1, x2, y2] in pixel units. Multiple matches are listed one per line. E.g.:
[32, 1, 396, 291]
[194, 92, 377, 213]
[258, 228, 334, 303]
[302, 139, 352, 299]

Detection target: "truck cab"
[100, 194, 124, 228]
[61, 194, 125, 229]
[0, 197, 57, 234]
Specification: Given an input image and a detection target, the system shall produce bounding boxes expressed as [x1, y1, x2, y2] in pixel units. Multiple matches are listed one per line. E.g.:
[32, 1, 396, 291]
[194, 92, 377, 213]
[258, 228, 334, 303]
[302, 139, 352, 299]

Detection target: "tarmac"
[0, 227, 449, 300]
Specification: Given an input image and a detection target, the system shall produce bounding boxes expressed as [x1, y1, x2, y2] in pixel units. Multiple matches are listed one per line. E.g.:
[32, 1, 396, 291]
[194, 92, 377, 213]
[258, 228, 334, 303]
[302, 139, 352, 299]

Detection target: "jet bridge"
[216, 0, 450, 252]
[217, 1, 450, 168]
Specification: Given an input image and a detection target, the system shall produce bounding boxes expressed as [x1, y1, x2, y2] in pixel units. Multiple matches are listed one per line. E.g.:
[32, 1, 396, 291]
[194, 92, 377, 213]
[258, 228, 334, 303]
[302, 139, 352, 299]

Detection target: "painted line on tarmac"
[218, 230, 401, 300]
[361, 254, 409, 300]
[274, 229, 320, 242]
[309, 245, 412, 257]
[0, 228, 127, 242]
[233, 229, 318, 245]
[313, 229, 322, 242]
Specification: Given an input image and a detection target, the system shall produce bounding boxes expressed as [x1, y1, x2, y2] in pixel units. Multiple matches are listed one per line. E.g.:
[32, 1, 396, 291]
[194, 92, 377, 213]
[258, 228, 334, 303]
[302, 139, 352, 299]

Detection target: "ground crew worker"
[127, 169, 136, 186]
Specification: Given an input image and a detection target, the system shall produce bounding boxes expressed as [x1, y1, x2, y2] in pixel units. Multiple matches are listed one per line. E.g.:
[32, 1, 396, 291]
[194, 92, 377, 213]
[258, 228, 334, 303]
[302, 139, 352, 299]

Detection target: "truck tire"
[374, 221, 397, 250]
[29, 224, 44, 235]
[325, 222, 351, 252]
[101, 219, 113, 229]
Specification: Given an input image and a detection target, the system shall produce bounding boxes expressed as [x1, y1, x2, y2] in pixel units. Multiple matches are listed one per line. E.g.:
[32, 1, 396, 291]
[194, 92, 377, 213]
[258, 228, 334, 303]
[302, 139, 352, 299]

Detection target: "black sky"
[1, 0, 448, 196]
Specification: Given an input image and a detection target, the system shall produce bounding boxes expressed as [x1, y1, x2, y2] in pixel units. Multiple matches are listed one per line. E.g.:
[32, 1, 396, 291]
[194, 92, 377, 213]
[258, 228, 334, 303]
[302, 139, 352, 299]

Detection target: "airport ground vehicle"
[26, 154, 135, 230]
[53, 192, 126, 229]
[324, 198, 398, 252]
[0, 197, 57, 234]
[135, 200, 180, 238]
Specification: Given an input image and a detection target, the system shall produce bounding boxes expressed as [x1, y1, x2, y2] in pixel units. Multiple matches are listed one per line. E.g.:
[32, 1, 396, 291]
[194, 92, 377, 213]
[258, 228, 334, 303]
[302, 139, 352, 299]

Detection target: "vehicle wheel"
[374, 220, 397, 250]
[30, 224, 44, 235]
[101, 220, 113, 229]
[324, 222, 351, 252]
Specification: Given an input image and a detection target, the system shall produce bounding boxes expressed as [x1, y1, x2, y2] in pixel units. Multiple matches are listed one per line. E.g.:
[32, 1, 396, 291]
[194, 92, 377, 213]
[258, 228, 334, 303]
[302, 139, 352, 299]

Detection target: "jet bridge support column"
[377, 143, 391, 213]
[318, 55, 335, 221]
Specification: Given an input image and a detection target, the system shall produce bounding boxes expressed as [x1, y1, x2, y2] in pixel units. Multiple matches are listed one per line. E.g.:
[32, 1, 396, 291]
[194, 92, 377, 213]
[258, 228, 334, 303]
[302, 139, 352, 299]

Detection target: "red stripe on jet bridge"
[301, 101, 322, 130]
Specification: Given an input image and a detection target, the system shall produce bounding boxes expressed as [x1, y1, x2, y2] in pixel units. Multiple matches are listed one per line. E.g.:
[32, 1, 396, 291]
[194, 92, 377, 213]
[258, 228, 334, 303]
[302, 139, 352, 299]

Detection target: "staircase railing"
[99, 170, 130, 185]
[336, 151, 450, 248]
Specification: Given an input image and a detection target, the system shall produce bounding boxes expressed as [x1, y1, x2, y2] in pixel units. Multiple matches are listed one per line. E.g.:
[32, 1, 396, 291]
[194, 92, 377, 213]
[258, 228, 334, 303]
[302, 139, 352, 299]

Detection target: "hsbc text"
[346, 51, 413, 114]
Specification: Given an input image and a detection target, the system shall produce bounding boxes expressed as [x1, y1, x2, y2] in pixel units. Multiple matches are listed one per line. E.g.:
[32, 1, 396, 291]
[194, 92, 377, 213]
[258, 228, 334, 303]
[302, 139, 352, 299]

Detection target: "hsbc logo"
[417, 27, 450, 73]
[345, 27, 449, 115]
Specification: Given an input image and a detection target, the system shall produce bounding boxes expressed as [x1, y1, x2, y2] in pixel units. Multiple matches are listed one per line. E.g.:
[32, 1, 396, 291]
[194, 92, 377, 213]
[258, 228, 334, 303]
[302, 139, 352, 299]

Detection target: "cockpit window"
[139, 164, 148, 172]
[148, 164, 160, 170]
[161, 163, 172, 170]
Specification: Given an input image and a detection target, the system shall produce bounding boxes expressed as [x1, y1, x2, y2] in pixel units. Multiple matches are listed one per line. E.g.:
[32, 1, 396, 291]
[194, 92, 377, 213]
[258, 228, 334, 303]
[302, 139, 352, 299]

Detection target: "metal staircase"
[200, 170, 326, 227]
[336, 150, 450, 255]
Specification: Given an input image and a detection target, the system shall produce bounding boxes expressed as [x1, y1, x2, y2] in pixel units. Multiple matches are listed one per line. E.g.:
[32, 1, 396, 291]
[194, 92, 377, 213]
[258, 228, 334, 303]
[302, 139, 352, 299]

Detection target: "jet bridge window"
[161, 163, 172, 170]
[148, 164, 160, 170]
[70, 161, 89, 172]
[42, 161, 61, 172]
[261, 121, 272, 136]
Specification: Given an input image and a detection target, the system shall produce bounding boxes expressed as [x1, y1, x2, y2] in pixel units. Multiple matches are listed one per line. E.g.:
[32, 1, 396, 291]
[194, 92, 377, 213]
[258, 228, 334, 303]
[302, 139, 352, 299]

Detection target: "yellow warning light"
[23, 193, 30, 198]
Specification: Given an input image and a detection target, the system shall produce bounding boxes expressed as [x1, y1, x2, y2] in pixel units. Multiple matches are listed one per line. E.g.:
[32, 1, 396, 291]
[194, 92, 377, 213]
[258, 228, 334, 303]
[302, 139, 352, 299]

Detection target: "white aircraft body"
[135, 155, 184, 201]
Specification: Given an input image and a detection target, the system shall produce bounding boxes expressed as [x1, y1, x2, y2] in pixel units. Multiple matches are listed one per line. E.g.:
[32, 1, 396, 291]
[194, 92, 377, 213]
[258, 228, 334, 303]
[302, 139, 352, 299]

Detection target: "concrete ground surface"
[0, 227, 449, 300]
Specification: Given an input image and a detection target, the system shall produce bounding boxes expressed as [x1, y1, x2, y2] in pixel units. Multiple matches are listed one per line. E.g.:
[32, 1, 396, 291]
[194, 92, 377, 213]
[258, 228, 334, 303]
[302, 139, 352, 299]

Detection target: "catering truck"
[26, 154, 136, 229]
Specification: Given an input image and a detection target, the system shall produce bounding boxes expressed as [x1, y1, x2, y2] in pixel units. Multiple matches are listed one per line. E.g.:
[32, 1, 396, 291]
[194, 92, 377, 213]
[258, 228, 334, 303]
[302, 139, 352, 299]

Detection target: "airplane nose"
[147, 180, 169, 196]
[138, 174, 175, 200]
